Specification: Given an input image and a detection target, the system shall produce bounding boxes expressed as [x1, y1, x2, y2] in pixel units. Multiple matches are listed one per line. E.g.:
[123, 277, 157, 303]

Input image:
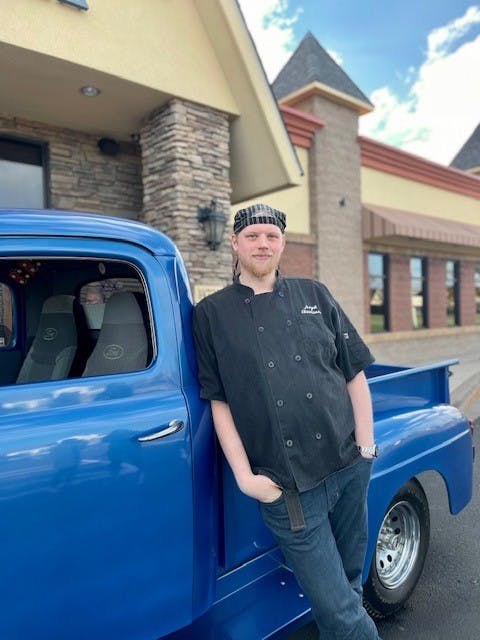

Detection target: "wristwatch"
[358, 444, 379, 458]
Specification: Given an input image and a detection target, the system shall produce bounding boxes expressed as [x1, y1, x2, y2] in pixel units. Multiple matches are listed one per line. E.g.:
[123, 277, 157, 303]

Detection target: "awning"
[363, 204, 480, 248]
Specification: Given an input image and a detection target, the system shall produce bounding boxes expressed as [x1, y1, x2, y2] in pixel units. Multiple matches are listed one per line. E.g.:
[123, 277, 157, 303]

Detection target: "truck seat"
[16, 295, 77, 383]
[81, 292, 148, 377]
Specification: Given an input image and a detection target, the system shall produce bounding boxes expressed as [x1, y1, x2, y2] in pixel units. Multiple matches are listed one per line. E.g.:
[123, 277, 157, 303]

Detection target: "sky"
[237, 0, 480, 167]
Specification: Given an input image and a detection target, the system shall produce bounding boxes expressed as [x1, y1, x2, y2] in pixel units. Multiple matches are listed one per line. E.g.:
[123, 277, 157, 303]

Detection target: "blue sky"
[238, 1, 480, 166]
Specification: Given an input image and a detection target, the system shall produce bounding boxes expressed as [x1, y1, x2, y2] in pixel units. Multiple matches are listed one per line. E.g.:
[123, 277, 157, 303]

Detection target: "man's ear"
[231, 233, 238, 252]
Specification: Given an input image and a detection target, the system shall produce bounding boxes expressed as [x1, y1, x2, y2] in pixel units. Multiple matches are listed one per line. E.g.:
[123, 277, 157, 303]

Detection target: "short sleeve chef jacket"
[193, 276, 375, 493]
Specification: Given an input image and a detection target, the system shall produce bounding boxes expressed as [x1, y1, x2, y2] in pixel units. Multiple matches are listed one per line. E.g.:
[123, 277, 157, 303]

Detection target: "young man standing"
[193, 204, 381, 639]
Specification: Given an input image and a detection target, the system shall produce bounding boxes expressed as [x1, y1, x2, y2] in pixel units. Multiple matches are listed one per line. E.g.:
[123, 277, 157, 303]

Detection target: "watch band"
[358, 444, 379, 457]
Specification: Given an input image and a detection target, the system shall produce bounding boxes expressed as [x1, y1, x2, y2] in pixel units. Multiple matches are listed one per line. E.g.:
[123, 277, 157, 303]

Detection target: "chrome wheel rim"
[375, 500, 421, 589]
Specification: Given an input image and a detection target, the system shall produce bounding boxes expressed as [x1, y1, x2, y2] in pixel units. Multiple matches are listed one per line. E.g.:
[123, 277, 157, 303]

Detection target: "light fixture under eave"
[197, 199, 228, 251]
[80, 85, 101, 97]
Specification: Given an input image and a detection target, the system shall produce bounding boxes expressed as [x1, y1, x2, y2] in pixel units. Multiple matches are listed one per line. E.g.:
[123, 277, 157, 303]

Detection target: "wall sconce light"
[197, 199, 228, 251]
[338, 197, 346, 207]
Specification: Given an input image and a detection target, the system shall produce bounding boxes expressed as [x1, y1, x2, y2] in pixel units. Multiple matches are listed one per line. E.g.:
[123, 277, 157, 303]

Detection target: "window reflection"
[368, 253, 387, 332]
[446, 260, 459, 327]
[410, 258, 425, 329]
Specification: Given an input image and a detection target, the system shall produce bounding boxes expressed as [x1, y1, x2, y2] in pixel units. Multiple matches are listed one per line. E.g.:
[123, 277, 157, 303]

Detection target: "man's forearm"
[210, 400, 282, 502]
[210, 399, 253, 489]
[346, 371, 374, 447]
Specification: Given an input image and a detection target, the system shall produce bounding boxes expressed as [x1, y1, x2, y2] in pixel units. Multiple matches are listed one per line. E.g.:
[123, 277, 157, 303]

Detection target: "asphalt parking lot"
[287, 409, 479, 640]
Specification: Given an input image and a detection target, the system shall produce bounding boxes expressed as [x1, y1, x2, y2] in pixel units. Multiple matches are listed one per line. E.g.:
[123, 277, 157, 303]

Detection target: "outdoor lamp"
[197, 199, 228, 251]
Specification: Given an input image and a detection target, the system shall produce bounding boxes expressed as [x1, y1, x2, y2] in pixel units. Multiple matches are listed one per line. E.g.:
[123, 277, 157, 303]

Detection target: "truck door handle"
[137, 420, 185, 442]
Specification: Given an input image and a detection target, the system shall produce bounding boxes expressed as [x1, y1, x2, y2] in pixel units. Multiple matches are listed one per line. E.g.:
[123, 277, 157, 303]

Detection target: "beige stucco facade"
[362, 167, 480, 223]
[0, 0, 300, 203]
[233, 145, 311, 236]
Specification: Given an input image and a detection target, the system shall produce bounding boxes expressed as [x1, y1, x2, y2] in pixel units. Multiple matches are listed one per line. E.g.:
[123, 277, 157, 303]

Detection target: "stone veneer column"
[140, 99, 232, 293]
[388, 254, 412, 331]
[294, 95, 365, 332]
[426, 258, 447, 328]
[458, 260, 476, 326]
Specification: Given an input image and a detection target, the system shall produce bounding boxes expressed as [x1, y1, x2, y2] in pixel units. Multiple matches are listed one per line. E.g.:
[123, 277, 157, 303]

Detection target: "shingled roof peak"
[272, 32, 372, 108]
[450, 123, 480, 171]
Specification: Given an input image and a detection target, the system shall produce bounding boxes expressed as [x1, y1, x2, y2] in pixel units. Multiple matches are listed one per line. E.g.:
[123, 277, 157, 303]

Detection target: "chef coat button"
[286, 320, 292, 327]
[244, 298, 251, 304]
[278, 291, 285, 297]
[268, 361, 275, 368]
[294, 354, 302, 362]
[258, 326, 264, 332]
[286, 439, 293, 447]
[277, 399, 284, 407]
[306, 392, 313, 399]
[315, 433, 322, 440]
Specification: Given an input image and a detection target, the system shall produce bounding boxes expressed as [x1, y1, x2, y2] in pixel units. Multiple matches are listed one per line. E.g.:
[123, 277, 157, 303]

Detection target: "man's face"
[232, 223, 285, 279]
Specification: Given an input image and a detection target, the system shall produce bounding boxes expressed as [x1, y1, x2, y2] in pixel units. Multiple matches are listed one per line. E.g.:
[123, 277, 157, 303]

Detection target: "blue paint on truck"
[0, 211, 473, 639]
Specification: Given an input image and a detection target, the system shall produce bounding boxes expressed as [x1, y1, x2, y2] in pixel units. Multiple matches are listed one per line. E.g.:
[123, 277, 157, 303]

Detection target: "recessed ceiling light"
[80, 85, 101, 97]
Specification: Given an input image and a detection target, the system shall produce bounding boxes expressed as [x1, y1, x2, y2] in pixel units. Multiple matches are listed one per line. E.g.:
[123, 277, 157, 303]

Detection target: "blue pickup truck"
[0, 211, 473, 640]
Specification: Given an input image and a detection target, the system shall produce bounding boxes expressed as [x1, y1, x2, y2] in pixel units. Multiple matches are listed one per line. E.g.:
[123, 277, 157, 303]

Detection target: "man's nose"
[257, 234, 268, 247]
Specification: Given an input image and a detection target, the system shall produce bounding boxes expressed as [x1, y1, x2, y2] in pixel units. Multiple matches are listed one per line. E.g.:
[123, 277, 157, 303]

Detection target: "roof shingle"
[450, 123, 480, 171]
[272, 32, 372, 107]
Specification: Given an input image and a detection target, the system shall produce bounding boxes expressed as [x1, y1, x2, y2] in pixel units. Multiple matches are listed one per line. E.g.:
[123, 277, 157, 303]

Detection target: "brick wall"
[388, 254, 411, 331]
[295, 94, 365, 332]
[281, 240, 314, 278]
[140, 99, 232, 291]
[458, 261, 476, 326]
[426, 258, 447, 328]
[0, 115, 142, 218]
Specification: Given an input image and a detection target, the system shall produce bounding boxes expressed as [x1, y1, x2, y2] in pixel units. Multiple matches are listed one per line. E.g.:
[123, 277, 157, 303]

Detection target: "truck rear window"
[0, 258, 154, 385]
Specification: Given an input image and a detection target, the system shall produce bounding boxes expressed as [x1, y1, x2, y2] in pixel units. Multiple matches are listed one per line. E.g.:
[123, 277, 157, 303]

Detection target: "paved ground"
[287, 358, 480, 640]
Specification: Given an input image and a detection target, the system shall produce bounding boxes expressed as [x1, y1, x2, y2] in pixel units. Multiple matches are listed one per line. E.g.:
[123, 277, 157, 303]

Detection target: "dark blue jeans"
[259, 457, 380, 640]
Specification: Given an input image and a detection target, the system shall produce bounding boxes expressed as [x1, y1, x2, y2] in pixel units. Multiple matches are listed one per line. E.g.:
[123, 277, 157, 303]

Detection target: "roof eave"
[278, 81, 373, 116]
[195, 0, 302, 203]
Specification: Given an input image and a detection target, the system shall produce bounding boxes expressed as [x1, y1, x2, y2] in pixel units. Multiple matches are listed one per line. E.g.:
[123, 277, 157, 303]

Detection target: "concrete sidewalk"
[447, 354, 480, 418]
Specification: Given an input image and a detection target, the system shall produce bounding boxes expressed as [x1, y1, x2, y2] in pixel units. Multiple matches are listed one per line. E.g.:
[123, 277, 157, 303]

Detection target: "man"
[193, 204, 381, 640]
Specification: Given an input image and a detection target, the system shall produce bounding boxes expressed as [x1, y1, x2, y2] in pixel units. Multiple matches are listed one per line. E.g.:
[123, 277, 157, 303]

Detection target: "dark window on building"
[368, 253, 388, 332]
[410, 257, 426, 329]
[446, 260, 459, 326]
[0, 137, 46, 208]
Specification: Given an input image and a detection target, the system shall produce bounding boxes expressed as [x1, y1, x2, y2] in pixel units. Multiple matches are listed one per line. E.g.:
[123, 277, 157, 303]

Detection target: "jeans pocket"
[259, 491, 284, 507]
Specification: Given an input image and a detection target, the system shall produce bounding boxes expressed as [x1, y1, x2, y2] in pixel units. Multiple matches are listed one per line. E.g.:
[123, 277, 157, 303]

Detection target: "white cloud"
[360, 6, 480, 165]
[237, 0, 301, 81]
[327, 49, 343, 66]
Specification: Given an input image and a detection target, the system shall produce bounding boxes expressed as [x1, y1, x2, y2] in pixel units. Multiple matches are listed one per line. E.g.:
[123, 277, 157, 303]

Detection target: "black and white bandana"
[233, 203, 286, 234]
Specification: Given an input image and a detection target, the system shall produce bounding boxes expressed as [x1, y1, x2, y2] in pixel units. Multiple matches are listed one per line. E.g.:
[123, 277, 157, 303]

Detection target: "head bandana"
[233, 203, 286, 234]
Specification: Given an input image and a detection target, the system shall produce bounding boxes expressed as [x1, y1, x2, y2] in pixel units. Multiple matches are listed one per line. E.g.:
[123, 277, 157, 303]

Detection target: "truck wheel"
[363, 479, 430, 619]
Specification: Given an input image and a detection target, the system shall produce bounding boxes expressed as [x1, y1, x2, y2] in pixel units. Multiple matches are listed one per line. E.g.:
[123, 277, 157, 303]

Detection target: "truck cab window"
[0, 258, 153, 385]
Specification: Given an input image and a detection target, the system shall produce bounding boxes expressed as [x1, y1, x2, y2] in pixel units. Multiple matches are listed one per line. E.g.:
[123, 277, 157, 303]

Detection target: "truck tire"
[363, 479, 430, 619]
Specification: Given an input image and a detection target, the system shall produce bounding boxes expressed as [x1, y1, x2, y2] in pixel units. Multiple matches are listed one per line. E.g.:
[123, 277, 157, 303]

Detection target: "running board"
[165, 551, 312, 639]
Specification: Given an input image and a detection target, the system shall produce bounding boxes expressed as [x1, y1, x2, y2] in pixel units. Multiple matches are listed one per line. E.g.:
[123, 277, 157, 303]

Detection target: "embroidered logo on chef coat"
[301, 304, 322, 315]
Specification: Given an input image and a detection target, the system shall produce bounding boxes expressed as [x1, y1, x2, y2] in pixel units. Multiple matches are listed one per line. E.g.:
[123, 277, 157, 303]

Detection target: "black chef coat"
[193, 276, 375, 493]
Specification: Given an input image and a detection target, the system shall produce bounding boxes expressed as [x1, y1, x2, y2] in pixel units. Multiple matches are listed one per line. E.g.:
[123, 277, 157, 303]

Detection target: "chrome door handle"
[137, 419, 185, 442]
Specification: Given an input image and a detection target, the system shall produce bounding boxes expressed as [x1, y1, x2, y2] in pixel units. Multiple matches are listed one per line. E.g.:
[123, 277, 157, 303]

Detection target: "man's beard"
[242, 255, 278, 279]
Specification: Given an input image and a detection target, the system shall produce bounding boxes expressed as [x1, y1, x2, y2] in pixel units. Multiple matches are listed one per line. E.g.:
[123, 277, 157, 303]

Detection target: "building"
[2, 5, 480, 365]
[0, 0, 301, 301]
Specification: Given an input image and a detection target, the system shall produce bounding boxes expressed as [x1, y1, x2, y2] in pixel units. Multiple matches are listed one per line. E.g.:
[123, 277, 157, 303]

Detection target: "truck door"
[0, 238, 195, 640]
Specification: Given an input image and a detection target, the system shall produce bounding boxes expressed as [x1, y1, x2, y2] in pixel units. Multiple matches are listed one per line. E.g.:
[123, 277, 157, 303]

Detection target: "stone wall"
[0, 115, 142, 218]
[141, 99, 232, 292]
